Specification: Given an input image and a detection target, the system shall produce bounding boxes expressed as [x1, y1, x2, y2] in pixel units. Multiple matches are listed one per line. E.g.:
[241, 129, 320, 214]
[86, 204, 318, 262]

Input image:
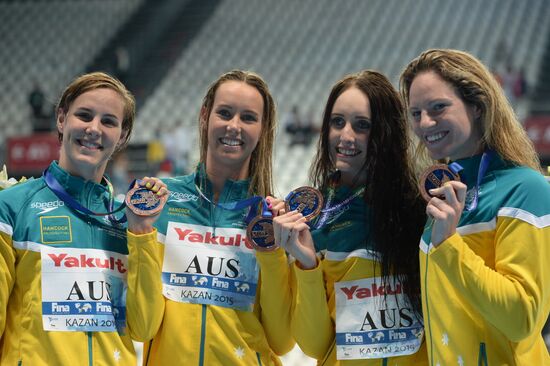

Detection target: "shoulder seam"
[498, 207, 550, 228]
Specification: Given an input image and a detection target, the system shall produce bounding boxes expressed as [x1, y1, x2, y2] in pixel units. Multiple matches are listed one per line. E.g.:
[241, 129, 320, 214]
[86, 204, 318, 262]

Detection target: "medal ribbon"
[312, 186, 365, 229]
[194, 184, 271, 224]
[43, 168, 129, 224]
[194, 163, 271, 223]
[448, 162, 463, 175]
[463, 150, 493, 212]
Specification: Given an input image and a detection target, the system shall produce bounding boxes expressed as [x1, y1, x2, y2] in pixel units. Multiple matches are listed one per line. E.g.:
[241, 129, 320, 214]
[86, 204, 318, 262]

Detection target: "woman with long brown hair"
[274, 70, 427, 365]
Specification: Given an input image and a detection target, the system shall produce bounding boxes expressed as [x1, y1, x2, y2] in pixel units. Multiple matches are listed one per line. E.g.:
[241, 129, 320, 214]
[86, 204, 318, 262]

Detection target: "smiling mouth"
[219, 137, 243, 146]
[425, 131, 448, 144]
[336, 147, 361, 157]
[77, 139, 102, 150]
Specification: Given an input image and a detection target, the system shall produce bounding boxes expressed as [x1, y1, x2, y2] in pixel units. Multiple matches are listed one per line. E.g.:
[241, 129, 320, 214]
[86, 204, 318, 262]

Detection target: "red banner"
[525, 116, 550, 158]
[7, 134, 59, 174]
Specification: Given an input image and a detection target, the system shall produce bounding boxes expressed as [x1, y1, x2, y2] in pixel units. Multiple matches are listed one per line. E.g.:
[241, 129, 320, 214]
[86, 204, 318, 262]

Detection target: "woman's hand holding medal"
[126, 177, 169, 235]
[273, 210, 317, 270]
[425, 180, 467, 247]
[248, 187, 322, 265]
[271, 186, 323, 269]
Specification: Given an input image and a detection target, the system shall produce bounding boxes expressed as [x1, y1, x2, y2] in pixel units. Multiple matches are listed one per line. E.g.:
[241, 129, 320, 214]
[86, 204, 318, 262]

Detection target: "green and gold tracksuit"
[126, 169, 294, 365]
[292, 186, 428, 365]
[0, 161, 138, 365]
[420, 154, 550, 365]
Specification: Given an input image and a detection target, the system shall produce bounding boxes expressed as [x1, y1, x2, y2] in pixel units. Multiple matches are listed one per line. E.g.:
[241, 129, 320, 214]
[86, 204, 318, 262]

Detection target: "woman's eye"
[102, 118, 118, 126]
[410, 110, 421, 121]
[217, 109, 232, 119]
[433, 103, 446, 112]
[242, 114, 258, 123]
[356, 119, 372, 130]
[75, 112, 92, 121]
[329, 116, 345, 128]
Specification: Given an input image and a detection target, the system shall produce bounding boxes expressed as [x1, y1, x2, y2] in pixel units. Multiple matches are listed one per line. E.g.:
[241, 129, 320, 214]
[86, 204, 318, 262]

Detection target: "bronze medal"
[246, 215, 277, 251]
[419, 164, 461, 202]
[125, 185, 167, 216]
[284, 186, 324, 221]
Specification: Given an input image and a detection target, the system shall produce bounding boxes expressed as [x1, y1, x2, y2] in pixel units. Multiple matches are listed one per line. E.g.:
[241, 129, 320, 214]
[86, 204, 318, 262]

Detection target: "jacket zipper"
[198, 304, 207, 366]
[87, 331, 93, 366]
[478, 342, 489, 366]
[424, 251, 434, 366]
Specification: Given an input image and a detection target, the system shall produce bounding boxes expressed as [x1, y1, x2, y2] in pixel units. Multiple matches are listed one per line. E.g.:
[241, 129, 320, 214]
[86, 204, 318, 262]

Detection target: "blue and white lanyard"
[463, 150, 494, 212]
[194, 183, 271, 224]
[43, 168, 128, 224]
[311, 186, 365, 229]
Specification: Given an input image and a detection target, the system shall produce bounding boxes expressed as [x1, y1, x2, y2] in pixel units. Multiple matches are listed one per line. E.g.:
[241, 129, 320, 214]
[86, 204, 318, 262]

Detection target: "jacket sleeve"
[291, 261, 334, 360]
[125, 229, 165, 341]
[0, 227, 16, 337]
[429, 215, 550, 342]
[256, 247, 295, 355]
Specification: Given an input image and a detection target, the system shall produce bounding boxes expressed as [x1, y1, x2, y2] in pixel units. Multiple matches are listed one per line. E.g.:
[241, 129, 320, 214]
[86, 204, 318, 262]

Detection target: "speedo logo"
[31, 200, 65, 214]
[340, 282, 402, 300]
[168, 191, 199, 203]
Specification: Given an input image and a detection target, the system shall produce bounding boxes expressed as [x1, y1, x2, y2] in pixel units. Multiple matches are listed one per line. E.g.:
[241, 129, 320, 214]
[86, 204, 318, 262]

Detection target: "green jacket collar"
[48, 161, 110, 203]
[194, 163, 251, 202]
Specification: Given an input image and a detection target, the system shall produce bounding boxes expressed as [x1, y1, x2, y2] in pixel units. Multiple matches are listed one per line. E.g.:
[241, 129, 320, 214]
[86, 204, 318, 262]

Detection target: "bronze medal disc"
[284, 186, 324, 221]
[419, 164, 461, 202]
[247, 216, 277, 251]
[125, 186, 167, 216]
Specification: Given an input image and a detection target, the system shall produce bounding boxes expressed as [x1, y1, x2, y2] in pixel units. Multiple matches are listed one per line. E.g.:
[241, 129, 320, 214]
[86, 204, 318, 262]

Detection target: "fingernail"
[146, 183, 152, 188]
[152, 187, 159, 192]
[268, 203, 273, 209]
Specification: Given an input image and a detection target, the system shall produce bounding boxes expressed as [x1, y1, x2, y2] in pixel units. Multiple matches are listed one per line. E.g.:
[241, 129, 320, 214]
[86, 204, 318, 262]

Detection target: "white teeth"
[426, 132, 446, 143]
[337, 147, 360, 156]
[220, 138, 242, 146]
[80, 140, 101, 149]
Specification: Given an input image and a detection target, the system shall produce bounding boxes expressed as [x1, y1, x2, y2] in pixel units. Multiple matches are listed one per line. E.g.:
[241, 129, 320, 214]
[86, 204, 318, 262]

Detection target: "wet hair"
[400, 48, 540, 171]
[198, 69, 276, 196]
[310, 70, 426, 314]
[56, 72, 135, 153]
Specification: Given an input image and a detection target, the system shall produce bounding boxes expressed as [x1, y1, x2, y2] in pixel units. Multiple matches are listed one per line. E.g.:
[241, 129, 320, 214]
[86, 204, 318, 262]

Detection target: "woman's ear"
[56, 108, 65, 133]
[117, 129, 129, 149]
[473, 105, 482, 120]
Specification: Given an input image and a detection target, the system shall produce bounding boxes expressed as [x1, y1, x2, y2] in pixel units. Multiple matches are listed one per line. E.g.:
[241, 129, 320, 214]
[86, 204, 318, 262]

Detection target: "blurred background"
[1, 0, 549, 364]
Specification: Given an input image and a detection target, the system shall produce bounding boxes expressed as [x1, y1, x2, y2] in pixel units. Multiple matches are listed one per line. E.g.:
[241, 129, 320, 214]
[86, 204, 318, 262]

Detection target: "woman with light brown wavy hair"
[400, 48, 550, 366]
[126, 70, 294, 365]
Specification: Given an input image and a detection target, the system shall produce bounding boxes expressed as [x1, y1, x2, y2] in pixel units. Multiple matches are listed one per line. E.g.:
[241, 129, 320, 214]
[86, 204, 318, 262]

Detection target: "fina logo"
[168, 191, 199, 203]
